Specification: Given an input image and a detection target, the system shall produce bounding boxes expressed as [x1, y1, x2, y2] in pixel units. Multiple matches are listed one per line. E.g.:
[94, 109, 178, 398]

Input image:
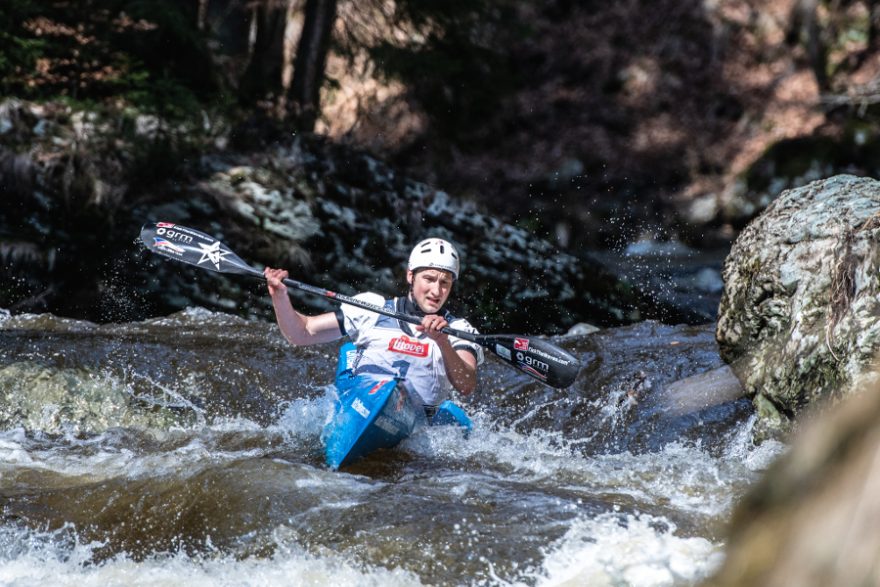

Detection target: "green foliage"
[0, 0, 224, 121]
[0, 0, 45, 85]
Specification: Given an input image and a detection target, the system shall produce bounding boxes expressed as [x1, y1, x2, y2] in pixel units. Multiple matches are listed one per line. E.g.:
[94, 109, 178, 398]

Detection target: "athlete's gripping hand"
[264, 267, 289, 297]
[417, 314, 449, 344]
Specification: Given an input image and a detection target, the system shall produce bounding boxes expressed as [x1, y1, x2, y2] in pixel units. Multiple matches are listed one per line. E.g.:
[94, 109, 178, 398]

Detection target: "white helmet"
[408, 238, 460, 280]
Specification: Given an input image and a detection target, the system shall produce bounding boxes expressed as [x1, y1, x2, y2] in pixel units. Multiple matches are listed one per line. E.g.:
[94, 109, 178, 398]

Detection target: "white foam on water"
[404, 411, 581, 476]
[583, 444, 746, 517]
[0, 524, 422, 587]
[722, 414, 788, 471]
[273, 390, 337, 441]
[0, 391, 372, 496]
[406, 412, 783, 521]
[0, 420, 278, 486]
[512, 513, 723, 587]
[0, 393, 781, 587]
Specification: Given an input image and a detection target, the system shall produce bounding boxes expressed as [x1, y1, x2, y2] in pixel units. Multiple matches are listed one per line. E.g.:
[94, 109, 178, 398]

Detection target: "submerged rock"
[717, 174, 880, 437]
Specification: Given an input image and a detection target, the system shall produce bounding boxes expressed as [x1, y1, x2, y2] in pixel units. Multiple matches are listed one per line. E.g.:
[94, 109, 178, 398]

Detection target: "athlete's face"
[407, 269, 454, 314]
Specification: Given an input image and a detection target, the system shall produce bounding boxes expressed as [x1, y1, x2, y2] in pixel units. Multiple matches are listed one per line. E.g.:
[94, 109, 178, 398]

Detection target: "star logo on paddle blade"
[196, 240, 229, 270]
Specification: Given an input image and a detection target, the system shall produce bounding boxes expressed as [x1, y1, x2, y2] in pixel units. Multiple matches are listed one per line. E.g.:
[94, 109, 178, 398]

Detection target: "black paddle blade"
[139, 222, 261, 278]
[481, 335, 581, 388]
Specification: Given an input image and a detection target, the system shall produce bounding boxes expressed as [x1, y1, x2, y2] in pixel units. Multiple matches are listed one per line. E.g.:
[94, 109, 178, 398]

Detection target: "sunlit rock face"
[716, 174, 880, 438]
[702, 375, 880, 587]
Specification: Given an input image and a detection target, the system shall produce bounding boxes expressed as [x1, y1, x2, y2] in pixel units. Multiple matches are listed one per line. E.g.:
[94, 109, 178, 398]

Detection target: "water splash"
[522, 513, 723, 587]
[0, 523, 422, 587]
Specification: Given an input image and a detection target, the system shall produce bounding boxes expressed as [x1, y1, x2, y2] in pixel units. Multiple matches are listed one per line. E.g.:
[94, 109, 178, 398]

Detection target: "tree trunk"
[288, 0, 338, 131]
[201, 0, 252, 57]
[196, 0, 254, 92]
[239, 0, 290, 109]
[786, 0, 829, 91]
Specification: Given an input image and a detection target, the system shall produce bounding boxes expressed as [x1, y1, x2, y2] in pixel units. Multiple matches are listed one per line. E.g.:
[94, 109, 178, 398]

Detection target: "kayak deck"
[324, 343, 471, 469]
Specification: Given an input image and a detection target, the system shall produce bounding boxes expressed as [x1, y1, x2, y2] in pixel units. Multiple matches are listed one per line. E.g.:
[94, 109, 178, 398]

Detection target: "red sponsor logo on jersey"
[514, 337, 530, 351]
[388, 335, 429, 357]
[156, 222, 176, 228]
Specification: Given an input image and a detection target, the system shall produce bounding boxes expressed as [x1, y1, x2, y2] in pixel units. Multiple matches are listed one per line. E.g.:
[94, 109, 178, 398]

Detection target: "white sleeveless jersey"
[340, 293, 484, 407]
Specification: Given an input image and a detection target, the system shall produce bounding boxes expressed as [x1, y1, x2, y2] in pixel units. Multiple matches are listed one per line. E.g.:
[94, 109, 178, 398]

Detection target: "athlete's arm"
[443, 345, 478, 395]
[418, 315, 478, 395]
[264, 267, 343, 345]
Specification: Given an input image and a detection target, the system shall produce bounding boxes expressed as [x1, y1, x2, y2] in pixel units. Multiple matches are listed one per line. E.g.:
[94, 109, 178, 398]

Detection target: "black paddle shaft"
[140, 222, 581, 388]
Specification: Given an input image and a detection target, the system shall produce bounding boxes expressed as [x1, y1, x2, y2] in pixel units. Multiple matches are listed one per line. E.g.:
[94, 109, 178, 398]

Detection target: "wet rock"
[139, 137, 655, 332]
[0, 361, 187, 434]
[716, 174, 880, 438]
[564, 322, 601, 336]
[660, 365, 744, 417]
[702, 376, 880, 587]
[0, 99, 675, 332]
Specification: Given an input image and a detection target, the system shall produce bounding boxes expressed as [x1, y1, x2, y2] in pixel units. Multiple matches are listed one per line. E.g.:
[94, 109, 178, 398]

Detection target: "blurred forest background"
[3, 0, 880, 285]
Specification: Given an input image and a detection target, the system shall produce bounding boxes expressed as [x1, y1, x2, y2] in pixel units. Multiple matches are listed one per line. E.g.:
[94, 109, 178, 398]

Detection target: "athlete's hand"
[417, 314, 449, 343]
[264, 267, 289, 297]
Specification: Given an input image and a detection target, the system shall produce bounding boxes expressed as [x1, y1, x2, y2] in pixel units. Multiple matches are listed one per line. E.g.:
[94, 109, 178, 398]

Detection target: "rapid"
[0, 307, 783, 586]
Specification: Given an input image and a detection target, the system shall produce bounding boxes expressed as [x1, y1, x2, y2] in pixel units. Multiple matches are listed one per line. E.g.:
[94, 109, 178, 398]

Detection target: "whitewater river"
[0, 308, 782, 586]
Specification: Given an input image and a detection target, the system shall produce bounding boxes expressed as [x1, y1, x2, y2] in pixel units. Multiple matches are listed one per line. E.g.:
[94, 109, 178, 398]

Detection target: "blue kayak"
[324, 342, 472, 469]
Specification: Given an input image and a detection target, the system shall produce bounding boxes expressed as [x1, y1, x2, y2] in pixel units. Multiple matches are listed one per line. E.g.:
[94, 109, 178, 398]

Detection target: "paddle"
[140, 222, 581, 388]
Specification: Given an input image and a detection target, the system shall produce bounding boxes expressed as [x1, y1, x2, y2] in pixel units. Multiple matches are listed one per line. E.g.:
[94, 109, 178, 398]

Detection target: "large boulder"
[716, 174, 880, 437]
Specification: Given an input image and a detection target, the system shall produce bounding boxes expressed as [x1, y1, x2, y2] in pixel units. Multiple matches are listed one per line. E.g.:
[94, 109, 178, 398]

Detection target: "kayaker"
[264, 238, 484, 416]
